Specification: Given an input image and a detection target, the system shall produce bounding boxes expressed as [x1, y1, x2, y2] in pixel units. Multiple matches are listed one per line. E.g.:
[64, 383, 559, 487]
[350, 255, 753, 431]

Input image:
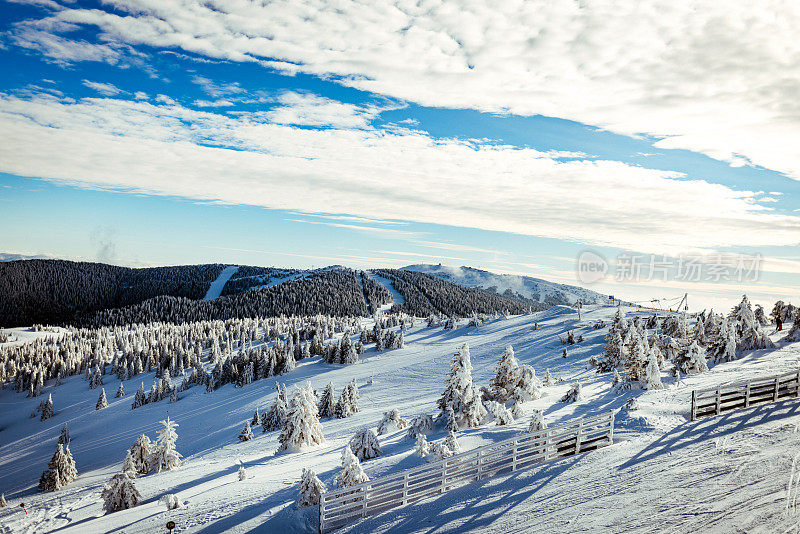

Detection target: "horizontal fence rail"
[691, 369, 800, 421]
[319, 411, 615, 533]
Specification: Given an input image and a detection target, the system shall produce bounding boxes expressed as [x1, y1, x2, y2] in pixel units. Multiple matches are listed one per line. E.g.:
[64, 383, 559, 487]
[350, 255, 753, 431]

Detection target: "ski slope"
[0, 306, 798, 533]
[203, 265, 239, 300]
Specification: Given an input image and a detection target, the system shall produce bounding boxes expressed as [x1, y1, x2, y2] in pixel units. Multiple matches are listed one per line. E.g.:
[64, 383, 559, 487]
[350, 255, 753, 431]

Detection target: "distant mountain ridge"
[0, 260, 539, 327]
[402, 264, 612, 306]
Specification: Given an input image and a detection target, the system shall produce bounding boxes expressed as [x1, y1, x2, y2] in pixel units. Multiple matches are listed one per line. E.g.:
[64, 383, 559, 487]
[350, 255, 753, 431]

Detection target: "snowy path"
[203, 265, 238, 300]
[367, 271, 405, 315]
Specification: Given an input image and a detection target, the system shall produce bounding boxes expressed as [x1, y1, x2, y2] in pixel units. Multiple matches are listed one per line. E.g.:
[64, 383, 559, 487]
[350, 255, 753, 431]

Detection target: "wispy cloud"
[1, 92, 798, 258]
[82, 79, 122, 96]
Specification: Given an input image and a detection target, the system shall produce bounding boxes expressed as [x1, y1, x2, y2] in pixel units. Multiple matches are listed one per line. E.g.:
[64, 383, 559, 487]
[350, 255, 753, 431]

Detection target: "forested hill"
[0, 260, 227, 327]
[0, 260, 549, 327]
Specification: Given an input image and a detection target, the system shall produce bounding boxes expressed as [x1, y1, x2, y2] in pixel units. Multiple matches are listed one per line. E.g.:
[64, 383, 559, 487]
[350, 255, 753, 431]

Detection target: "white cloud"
[20, 1, 800, 181]
[133, 91, 148, 100]
[263, 92, 387, 129]
[0, 93, 798, 257]
[82, 79, 122, 96]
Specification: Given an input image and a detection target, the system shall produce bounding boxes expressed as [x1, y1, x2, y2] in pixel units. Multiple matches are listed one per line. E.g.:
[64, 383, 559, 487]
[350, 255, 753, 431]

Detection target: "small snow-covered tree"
[238, 466, 247, 481]
[462, 385, 488, 428]
[160, 494, 181, 510]
[516, 364, 541, 401]
[151, 416, 182, 473]
[58, 423, 70, 445]
[96, 388, 109, 410]
[129, 434, 152, 475]
[251, 408, 260, 426]
[263, 384, 289, 432]
[39, 444, 66, 492]
[730, 295, 775, 350]
[238, 422, 254, 442]
[678, 340, 708, 374]
[102, 471, 141, 513]
[542, 369, 556, 387]
[445, 430, 461, 454]
[122, 451, 138, 477]
[486, 401, 514, 425]
[490, 345, 521, 401]
[317, 383, 336, 418]
[406, 413, 435, 439]
[529, 409, 547, 432]
[115, 383, 125, 398]
[278, 383, 325, 452]
[40, 393, 54, 421]
[415, 433, 429, 457]
[377, 409, 409, 435]
[0, 493, 6, 507]
[349, 428, 381, 461]
[338, 446, 369, 488]
[296, 468, 326, 508]
[335, 380, 359, 419]
[643, 347, 663, 390]
[560, 382, 583, 403]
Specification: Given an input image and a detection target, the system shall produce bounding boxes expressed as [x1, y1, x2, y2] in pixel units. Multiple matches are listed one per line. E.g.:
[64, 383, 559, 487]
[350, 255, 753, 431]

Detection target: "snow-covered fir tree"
[335, 379, 359, 418]
[102, 471, 141, 513]
[115, 383, 125, 398]
[438, 343, 478, 426]
[462, 385, 488, 428]
[406, 413, 435, 439]
[444, 405, 459, 433]
[643, 347, 663, 390]
[58, 423, 70, 445]
[560, 382, 583, 403]
[516, 364, 542, 401]
[529, 409, 547, 432]
[486, 400, 514, 425]
[349, 428, 381, 461]
[709, 317, 738, 363]
[38, 444, 77, 491]
[238, 466, 246, 481]
[238, 422, 254, 442]
[96, 388, 109, 410]
[278, 383, 325, 452]
[415, 433, 429, 457]
[263, 384, 289, 432]
[489, 345, 521, 401]
[122, 451, 138, 477]
[296, 468, 326, 508]
[730, 295, 775, 350]
[251, 408, 260, 426]
[338, 446, 369, 488]
[677, 340, 708, 374]
[377, 409, 409, 435]
[151, 416, 182, 472]
[40, 393, 54, 421]
[129, 434, 152, 475]
[445, 430, 461, 454]
[317, 383, 336, 418]
[542, 369, 556, 387]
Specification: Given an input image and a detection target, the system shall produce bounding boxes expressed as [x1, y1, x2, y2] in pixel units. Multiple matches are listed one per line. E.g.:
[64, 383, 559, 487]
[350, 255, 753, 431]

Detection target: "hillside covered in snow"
[0, 293, 798, 533]
[403, 264, 613, 306]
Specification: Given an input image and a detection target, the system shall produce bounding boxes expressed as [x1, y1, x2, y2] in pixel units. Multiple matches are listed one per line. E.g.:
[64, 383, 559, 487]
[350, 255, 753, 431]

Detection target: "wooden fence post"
[691, 390, 696, 421]
[361, 486, 368, 518]
[608, 411, 615, 444]
[745, 382, 751, 408]
[797, 371, 800, 398]
[402, 472, 409, 505]
[318, 499, 324, 534]
[575, 420, 584, 454]
[774, 376, 780, 402]
[476, 449, 483, 481]
[440, 461, 447, 493]
[512, 439, 519, 472]
[715, 389, 721, 415]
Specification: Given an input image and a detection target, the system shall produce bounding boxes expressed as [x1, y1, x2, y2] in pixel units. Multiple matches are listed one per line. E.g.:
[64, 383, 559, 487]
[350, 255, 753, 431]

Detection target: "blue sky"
[1, 0, 799, 310]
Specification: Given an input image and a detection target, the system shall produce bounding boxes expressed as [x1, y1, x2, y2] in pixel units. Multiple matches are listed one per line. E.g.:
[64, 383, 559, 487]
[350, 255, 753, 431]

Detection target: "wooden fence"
[319, 411, 615, 533]
[690, 369, 800, 421]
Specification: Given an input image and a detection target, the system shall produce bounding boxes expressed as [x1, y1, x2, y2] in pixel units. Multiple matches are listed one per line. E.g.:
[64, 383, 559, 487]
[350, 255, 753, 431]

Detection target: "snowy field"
[0, 305, 798, 533]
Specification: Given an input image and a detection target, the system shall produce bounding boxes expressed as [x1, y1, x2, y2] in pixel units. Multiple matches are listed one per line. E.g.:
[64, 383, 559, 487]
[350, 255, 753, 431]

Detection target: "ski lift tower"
[677, 293, 689, 312]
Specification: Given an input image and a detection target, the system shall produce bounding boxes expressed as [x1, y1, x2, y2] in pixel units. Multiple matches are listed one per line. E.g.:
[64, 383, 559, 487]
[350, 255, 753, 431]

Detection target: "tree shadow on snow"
[618, 399, 800, 470]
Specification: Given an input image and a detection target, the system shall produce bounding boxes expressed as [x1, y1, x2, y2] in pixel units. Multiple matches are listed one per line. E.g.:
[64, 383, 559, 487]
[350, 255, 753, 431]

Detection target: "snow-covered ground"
[0, 306, 798, 533]
[203, 265, 239, 300]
